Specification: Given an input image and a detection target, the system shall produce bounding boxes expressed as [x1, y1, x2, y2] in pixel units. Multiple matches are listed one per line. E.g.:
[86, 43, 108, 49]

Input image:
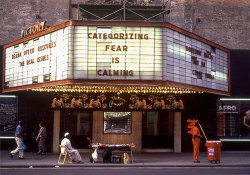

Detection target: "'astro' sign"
[217, 100, 239, 113]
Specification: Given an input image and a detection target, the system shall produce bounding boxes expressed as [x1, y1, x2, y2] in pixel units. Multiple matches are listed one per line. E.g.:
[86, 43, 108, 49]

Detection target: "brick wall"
[0, 0, 70, 45]
[170, 0, 250, 50]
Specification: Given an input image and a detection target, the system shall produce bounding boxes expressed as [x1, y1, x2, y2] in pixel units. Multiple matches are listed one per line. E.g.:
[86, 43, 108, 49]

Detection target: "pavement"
[1, 151, 250, 168]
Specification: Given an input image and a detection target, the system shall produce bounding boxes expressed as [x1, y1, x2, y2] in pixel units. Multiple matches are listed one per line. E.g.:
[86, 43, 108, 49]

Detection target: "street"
[1, 167, 250, 175]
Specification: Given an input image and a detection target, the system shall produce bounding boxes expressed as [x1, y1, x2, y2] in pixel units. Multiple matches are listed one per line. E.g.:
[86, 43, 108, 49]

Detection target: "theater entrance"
[60, 111, 93, 149]
[142, 111, 174, 151]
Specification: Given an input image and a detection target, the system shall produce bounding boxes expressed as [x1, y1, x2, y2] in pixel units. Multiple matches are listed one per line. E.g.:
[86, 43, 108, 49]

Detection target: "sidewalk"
[1, 151, 250, 168]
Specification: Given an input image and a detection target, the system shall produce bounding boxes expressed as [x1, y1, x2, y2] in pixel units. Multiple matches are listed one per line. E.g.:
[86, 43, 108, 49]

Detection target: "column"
[53, 110, 60, 153]
[174, 111, 181, 152]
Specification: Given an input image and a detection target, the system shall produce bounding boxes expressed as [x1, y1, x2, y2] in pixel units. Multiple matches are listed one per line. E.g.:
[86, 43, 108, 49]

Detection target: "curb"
[1, 164, 250, 168]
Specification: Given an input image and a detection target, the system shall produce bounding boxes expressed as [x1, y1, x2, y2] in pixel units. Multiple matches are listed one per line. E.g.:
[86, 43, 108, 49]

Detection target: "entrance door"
[60, 111, 92, 149]
[142, 111, 174, 149]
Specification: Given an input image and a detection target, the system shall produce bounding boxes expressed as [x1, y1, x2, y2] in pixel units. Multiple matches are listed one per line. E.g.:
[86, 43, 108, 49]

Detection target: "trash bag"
[92, 148, 98, 162]
[21, 141, 27, 150]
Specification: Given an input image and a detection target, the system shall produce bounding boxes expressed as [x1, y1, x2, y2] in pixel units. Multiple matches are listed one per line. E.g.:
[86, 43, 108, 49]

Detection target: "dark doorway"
[142, 111, 174, 149]
[60, 111, 92, 149]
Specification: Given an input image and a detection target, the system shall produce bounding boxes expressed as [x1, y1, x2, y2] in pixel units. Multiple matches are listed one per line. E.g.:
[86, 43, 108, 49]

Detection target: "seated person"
[61, 132, 82, 163]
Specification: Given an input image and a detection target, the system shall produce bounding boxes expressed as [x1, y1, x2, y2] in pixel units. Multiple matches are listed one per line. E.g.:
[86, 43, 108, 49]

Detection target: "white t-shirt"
[61, 138, 73, 153]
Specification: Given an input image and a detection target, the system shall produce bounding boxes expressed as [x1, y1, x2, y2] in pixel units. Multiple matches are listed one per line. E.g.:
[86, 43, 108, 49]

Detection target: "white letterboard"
[4, 24, 229, 93]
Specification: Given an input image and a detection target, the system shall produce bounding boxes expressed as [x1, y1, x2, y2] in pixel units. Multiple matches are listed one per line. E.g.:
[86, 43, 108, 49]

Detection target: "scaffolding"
[72, 0, 172, 22]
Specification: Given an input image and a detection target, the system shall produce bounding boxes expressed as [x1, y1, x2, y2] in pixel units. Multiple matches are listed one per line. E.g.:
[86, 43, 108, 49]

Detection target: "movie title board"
[4, 24, 229, 93]
[4, 27, 70, 88]
[164, 28, 228, 92]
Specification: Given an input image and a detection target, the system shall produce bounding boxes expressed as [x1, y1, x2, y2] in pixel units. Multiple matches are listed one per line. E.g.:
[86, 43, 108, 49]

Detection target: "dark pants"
[38, 137, 46, 153]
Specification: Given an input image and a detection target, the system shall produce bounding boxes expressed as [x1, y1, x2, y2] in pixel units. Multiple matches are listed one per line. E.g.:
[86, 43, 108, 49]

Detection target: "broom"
[198, 123, 208, 141]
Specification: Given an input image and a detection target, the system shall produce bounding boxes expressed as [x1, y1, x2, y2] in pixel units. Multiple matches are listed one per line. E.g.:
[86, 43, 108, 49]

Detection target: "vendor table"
[91, 143, 135, 163]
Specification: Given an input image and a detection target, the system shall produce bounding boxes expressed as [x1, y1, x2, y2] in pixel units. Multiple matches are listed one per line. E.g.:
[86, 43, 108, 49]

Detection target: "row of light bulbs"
[30, 85, 203, 94]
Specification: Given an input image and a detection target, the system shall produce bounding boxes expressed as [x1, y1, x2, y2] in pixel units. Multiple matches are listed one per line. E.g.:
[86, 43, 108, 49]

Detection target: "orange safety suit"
[191, 125, 201, 162]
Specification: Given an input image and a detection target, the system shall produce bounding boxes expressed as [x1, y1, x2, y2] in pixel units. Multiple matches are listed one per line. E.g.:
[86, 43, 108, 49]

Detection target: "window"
[217, 100, 250, 139]
[104, 112, 131, 134]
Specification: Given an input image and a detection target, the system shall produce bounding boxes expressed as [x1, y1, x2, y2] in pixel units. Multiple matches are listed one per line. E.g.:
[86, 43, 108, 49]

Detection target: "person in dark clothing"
[36, 122, 47, 155]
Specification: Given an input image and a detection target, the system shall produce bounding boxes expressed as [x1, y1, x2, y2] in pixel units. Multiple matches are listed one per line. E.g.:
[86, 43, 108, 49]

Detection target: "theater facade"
[2, 21, 230, 153]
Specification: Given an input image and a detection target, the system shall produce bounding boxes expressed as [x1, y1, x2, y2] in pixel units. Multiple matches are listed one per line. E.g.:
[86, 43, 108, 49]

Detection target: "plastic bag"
[92, 148, 98, 162]
[21, 141, 27, 150]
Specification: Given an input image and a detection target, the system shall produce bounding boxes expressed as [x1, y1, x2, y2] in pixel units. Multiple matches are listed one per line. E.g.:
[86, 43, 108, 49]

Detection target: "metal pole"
[123, 0, 126, 21]
[77, 2, 79, 20]
[169, 0, 172, 23]
[78, 6, 103, 20]
[126, 8, 148, 21]
[146, 10, 168, 21]
[99, 8, 123, 21]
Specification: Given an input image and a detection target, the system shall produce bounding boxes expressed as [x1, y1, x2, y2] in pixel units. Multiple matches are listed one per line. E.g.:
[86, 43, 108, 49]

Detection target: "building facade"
[2, 20, 230, 152]
[1, 0, 249, 153]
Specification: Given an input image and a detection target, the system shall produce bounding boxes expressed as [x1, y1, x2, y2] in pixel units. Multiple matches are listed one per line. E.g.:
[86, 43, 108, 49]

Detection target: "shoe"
[194, 161, 200, 163]
[18, 157, 24, 159]
[10, 153, 13, 159]
[37, 152, 41, 155]
[41, 152, 46, 155]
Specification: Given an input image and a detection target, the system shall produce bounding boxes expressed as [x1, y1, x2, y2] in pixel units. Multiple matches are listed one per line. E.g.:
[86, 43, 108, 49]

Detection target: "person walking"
[36, 122, 47, 155]
[191, 122, 202, 163]
[61, 132, 82, 163]
[10, 120, 24, 159]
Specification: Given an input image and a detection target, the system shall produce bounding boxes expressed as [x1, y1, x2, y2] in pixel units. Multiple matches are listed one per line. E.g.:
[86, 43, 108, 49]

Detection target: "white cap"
[64, 132, 69, 137]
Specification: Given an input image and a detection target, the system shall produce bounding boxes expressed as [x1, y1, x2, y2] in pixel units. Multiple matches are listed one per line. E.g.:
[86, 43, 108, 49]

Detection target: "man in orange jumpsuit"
[191, 122, 202, 163]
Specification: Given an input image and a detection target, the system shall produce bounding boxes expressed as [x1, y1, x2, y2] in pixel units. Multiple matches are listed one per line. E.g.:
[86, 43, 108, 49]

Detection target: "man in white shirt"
[61, 132, 82, 163]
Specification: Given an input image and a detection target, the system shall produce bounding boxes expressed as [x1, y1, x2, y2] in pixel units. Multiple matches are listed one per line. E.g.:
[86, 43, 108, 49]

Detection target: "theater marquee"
[3, 21, 230, 94]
